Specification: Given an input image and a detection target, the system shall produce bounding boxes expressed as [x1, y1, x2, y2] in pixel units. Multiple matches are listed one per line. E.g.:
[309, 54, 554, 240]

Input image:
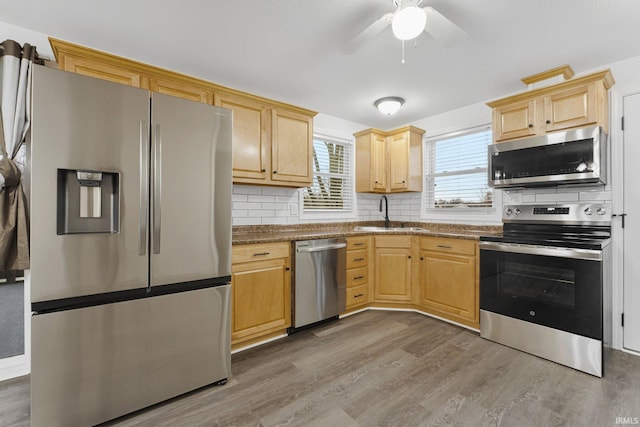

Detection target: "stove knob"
[597, 207, 607, 216]
[584, 207, 593, 216]
[514, 208, 521, 216]
[505, 208, 513, 216]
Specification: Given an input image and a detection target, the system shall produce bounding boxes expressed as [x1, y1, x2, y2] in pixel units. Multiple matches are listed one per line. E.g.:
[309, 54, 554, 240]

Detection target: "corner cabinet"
[50, 37, 317, 187]
[231, 242, 291, 349]
[355, 126, 425, 193]
[417, 237, 479, 328]
[373, 235, 413, 303]
[488, 69, 614, 143]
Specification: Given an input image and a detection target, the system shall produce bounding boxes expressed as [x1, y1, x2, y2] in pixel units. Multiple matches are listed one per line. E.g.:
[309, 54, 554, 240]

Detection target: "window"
[424, 126, 493, 210]
[302, 135, 353, 214]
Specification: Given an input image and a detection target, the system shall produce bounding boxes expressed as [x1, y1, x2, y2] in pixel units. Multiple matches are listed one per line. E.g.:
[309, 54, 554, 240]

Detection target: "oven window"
[497, 260, 575, 309]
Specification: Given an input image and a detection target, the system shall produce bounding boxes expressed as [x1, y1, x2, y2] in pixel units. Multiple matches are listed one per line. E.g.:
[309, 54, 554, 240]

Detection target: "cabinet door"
[419, 250, 477, 323]
[271, 109, 313, 185]
[149, 77, 212, 104]
[494, 99, 537, 142]
[371, 134, 387, 191]
[374, 247, 412, 302]
[215, 93, 269, 181]
[231, 257, 291, 343]
[59, 55, 146, 88]
[388, 132, 410, 190]
[544, 83, 597, 132]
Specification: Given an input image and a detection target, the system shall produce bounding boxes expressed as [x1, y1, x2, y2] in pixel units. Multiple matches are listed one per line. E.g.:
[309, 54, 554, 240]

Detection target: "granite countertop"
[232, 221, 503, 245]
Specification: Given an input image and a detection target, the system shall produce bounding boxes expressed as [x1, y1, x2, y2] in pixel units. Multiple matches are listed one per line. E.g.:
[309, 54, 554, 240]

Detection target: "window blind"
[303, 137, 353, 211]
[425, 127, 493, 209]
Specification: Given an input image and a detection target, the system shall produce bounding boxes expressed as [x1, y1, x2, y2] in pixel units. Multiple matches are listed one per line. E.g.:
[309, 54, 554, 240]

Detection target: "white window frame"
[299, 132, 356, 220]
[421, 124, 502, 223]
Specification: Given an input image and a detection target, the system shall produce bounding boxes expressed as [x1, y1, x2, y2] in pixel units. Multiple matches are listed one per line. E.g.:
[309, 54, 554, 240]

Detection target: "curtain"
[0, 40, 42, 272]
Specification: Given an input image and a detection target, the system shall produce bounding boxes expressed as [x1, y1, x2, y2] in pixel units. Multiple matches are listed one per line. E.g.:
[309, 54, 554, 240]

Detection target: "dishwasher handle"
[297, 243, 347, 253]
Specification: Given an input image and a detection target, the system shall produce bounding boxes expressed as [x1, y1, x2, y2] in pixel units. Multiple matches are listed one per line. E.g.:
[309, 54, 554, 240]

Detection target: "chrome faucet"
[379, 195, 390, 228]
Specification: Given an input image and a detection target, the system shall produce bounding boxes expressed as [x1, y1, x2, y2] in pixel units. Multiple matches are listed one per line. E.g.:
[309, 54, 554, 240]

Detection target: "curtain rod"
[0, 44, 51, 62]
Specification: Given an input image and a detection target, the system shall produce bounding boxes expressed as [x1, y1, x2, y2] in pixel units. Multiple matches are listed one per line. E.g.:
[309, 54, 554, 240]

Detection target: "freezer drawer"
[31, 285, 231, 427]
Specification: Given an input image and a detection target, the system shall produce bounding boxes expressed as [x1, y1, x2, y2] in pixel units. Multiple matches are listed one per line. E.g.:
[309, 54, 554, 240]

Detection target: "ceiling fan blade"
[423, 7, 465, 47]
[343, 12, 394, 54]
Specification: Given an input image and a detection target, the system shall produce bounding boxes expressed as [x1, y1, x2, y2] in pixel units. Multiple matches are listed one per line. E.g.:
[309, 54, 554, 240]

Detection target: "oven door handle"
[479, 241, 603, 261]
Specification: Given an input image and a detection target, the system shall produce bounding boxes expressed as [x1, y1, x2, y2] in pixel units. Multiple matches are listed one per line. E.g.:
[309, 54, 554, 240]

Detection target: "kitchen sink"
[353, 226, 428, 232]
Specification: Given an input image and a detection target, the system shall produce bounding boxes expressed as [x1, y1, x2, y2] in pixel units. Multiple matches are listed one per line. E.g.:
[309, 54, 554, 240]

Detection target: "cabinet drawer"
[421, 237, 476, 256]
[232, 242, 290, 264]
[346, 284, 369, 308]
[347, 236, 369, 250]
[347, 267, 368, 287]
[347, 249, 368, 269]
[374, 235, 411, 248]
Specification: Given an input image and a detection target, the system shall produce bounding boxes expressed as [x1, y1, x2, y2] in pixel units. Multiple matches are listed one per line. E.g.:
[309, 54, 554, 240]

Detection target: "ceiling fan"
[344, 0, 466, 54]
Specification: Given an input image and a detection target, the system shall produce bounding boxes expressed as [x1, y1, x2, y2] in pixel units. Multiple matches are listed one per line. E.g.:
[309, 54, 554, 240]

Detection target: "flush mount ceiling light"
[391, 3, 427, 41]
[374, 97, 405, 115]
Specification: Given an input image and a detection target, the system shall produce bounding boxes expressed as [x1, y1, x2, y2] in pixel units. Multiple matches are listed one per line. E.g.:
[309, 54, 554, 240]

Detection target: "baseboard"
[0, 354, 29, 382]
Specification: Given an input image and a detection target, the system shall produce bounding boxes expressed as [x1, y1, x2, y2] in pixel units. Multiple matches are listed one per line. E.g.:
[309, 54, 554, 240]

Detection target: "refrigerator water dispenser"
[56, 169, 120, 234]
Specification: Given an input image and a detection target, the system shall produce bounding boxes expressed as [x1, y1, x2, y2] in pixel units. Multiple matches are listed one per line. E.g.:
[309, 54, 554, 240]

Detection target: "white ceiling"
[2, 0, 640, 129]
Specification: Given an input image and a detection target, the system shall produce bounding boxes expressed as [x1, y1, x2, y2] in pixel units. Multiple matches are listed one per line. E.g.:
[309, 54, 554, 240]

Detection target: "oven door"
[480, 242, 602, 340]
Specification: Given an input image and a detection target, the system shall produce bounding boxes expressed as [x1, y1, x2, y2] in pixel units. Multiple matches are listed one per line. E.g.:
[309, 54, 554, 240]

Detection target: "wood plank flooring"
[2, 310, 640, 426]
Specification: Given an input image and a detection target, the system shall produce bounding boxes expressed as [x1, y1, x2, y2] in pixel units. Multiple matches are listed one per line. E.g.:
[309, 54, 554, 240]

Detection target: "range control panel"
[503, 203, 611, 224]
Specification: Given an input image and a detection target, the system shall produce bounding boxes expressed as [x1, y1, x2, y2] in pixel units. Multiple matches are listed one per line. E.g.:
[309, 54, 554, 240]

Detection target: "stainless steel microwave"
[488, 126, 607, 188]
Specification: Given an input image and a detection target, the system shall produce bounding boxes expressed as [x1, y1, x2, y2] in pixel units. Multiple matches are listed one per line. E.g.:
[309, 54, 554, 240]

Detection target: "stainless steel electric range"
[479, 203, 612, 377]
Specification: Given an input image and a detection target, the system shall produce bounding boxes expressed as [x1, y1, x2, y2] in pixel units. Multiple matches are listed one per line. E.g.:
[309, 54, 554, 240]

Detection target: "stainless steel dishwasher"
[293, 238, 347, 329]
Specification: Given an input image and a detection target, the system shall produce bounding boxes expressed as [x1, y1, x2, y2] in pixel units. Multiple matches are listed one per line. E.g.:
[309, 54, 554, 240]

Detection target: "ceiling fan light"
[391, 6, 426, 40]
[374, 97, 405, 115]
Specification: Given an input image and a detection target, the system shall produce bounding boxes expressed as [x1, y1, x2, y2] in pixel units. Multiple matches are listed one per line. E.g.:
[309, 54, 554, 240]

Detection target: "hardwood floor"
[2, 310, 640, 426]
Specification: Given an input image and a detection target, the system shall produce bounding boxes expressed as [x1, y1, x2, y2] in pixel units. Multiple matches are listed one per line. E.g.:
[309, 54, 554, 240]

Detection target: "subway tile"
[233, 202, 262, 210]
[535, 192, 579, 202]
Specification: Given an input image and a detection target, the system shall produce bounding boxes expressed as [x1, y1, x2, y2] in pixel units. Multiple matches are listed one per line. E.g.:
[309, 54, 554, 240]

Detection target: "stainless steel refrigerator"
[27, 66, 232, 427]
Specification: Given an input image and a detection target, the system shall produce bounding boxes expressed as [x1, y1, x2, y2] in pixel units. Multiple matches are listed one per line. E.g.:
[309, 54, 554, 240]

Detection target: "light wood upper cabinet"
[231, 242, 291, 348]
[417, 237, 478, 328]
[57, 55, 147, 88]
[50, 38, 317, 188]
[373, 235, 412, 302]
[149, 77, 212, 104]
[355, 126, 425, 193]
[493, 99, 538, 141]
[271, 109, 313, 186]
[214, 93, 269, 181]
[215, 92, 313, 187]
[543, 83, 598, 133]
[488, 69, 614, 143]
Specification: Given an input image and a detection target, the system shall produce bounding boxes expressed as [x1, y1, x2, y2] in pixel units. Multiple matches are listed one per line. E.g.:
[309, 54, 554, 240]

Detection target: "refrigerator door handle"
[152, 123, 162, 254]
[139, 121, 149, 256]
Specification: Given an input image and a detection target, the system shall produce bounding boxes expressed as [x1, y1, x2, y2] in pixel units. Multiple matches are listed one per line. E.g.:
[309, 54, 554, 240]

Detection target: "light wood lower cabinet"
[231, 242, 291, 347]
[345, 236, 371, 310]
[373, 235, 412, 303]
[417, 237, 479, 328]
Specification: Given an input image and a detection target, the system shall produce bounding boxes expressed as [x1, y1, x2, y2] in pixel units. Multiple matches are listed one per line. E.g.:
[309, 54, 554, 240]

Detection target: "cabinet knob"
[261, 168, 266, 173]
[273, 170, 278, 174]
[528, 124, 533, 128]
[546, 120, 551, 124]
[408, 255, 411, 259]
[402, 180, 406, 184]
[420, 257, 424, 260]
[285, 267, 290, 271]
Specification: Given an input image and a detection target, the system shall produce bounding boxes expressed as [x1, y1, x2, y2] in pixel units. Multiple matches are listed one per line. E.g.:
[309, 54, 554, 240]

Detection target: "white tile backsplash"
[233, 182, 612, 226]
